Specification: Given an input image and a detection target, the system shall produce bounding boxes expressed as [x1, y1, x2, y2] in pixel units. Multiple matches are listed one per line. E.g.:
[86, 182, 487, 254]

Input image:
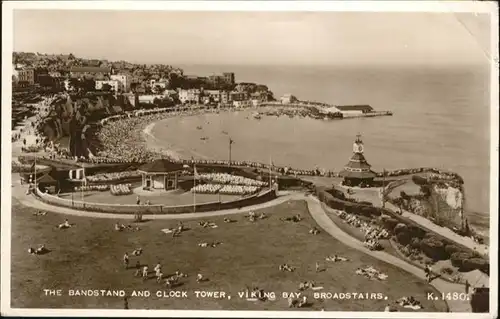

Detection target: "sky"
[12, 10, 492, 66]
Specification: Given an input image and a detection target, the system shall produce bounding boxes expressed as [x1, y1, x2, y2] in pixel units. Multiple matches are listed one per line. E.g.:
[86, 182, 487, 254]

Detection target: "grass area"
[389, 180, 421, 198]
[11, 199, 447, 311]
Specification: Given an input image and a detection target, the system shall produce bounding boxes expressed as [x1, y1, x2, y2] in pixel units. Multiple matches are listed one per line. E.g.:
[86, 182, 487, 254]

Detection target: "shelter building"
[137, 159, 184, 190]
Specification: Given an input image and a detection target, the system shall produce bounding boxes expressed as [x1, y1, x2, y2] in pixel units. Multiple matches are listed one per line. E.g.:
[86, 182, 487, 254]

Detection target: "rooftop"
[138, 159, 184, 174]
[70, 66, 111, 73]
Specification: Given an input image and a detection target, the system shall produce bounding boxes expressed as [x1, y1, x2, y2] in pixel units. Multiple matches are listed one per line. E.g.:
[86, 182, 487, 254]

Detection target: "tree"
[153, 85, 165, 95]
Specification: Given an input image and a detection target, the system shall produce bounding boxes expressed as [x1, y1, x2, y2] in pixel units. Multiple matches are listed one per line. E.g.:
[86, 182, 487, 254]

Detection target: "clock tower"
[339, 134, 376, 187]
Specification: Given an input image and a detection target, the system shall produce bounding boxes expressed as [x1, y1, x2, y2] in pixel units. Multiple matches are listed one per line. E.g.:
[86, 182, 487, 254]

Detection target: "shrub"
[394, 223, 407, 234]
[412, 175, 429, 186]
[462, 258, 490, 274]
[444, 244, 462, 256]
[407, 225, 426, 239]
[410, 237, 421, 249]
[396, 231, 411, 245]
[358, 201, 373, 206]
[420, 185, 432, 197]
[400, 191, 410, 200]
[382, 218, 399, 232]
[450, 252, 473, 268]
[440, 266, 454, 275]
[420, 237, 447, 261]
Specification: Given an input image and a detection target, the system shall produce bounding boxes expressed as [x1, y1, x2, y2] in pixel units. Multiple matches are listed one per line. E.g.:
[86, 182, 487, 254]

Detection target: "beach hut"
[137, 159, 184, 191]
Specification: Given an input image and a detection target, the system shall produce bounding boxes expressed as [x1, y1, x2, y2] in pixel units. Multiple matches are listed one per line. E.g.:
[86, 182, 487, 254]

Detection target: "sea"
[154, 64, 492, 235]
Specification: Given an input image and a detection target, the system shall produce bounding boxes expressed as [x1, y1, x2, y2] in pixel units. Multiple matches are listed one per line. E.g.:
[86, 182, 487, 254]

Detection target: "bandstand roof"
[35, 173, 57, 184]
[138, 159, 183, 174]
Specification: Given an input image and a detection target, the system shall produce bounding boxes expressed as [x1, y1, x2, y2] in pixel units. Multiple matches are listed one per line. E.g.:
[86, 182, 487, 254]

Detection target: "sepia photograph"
[1, 1, 498, 318]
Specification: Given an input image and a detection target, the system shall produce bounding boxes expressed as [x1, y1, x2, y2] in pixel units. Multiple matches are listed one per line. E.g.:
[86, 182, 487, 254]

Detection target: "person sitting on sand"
[258, 212, 267, 219]
[177, 222, 184, 232]
[123, 253, 129, 269]
[132, 248, 142, 256]
[115, 223, 123, 231]
[196, 273, 204, 283]
[288, 297, 295, 308]
[28, 247, 36, 255]
[58, 219, 71, 229]
[198, 242, 209, 247]
[154, 263, 162, 273]
[134, 261, 141, 276]
[298, 295, 308, 308]
[299, 282, 306, 291]
[309, 227, 320, 235]
[156, 271, 163, 283]
[36, 245, 47, 254]
[164, 279, 172, 288]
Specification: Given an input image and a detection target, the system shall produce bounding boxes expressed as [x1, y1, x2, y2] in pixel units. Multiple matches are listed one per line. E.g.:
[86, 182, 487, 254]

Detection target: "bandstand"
[137, 159, 184, 191]
[339, 134, 377, 187]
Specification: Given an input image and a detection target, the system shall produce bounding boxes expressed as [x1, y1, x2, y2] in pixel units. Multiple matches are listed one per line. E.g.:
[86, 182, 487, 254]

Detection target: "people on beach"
[123, 253, 129, 269]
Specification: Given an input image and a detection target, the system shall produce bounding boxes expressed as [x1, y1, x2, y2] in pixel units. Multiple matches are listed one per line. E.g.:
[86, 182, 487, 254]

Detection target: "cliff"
[38, 93, 132, 157]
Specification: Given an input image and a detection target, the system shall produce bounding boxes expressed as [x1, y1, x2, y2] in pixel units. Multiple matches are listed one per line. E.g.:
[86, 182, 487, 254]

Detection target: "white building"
[178, 89, 201, 104]
[110, 74, 130, 92]
[204, 90, 222, 103]
[233, 100, 251, 108]
[138, 95, 165, 104]
[280, 94, 298, 104]
[95, 79, 123, 93]
[251, 99, 261, 107]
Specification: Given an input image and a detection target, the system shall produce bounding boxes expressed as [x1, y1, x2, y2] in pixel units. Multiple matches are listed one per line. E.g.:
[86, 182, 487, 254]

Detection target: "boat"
[252, 112, 262, 120]
[196, 126, 202, 130]
[221, 131, 228, 135]
[200, 137, 209, 141]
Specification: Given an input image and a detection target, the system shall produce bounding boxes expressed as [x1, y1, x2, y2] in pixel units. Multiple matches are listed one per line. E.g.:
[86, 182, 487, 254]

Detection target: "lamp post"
[382, 168, 386, 208]
[228, 137, 234, 167]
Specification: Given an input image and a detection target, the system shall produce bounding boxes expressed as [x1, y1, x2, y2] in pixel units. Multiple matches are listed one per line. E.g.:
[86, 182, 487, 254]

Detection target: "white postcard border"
[1, 1, 498, 318]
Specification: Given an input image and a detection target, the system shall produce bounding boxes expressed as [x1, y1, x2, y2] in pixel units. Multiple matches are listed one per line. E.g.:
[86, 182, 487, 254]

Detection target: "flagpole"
[81, 162, 85, 205]
[269, 154, 272, 190]
[193, 163, 196, 213]
[382, 168, 386, 208]
[34, 153, 37, 193]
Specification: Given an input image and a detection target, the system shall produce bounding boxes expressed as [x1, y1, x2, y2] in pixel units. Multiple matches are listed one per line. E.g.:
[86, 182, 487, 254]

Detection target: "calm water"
[155, 64, 491, 232]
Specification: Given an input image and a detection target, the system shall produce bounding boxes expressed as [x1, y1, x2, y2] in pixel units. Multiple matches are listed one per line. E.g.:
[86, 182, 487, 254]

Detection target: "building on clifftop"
[339, 134, 377, 187]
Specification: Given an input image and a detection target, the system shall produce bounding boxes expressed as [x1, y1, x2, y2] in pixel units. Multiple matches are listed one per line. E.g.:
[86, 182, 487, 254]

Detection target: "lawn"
[11, 199, 447, 311]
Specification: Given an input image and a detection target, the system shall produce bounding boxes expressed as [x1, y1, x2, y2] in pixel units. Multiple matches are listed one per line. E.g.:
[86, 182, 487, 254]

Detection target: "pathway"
[12, 182, 306, 220]
[305, 195, 471, 312]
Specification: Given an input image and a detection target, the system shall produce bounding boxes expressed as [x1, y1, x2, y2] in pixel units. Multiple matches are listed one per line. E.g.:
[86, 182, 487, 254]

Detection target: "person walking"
[465, 280, 470, 294]
[123, 253, 129, 269]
